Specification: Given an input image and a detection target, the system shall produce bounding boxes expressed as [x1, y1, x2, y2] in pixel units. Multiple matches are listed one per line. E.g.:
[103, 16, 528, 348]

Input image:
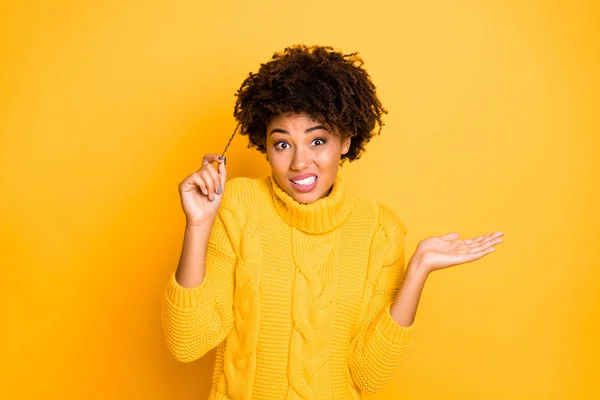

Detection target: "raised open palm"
[412, 231, 504, 274]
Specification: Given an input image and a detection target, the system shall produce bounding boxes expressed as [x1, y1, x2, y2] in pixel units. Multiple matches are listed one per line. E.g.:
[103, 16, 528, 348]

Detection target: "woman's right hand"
[178, 154, 227, 226]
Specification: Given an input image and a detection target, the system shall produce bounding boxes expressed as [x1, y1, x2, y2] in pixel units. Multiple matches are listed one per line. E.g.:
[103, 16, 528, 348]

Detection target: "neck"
[269, 171, 355, 234]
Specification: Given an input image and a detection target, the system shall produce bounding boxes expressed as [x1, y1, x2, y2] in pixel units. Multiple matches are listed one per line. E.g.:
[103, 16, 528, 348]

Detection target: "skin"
[265, 112, 351, 204]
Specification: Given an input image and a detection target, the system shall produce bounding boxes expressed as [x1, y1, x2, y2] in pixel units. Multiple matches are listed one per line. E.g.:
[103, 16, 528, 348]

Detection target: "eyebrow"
[269, 125, 328, 135]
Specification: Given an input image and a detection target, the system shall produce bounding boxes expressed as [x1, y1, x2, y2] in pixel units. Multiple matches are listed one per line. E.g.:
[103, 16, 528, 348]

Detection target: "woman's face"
[266, 112, 351, 204]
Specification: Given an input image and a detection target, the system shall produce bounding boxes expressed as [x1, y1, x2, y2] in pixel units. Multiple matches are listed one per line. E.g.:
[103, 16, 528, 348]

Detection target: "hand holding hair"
[177, 153, 227, 227]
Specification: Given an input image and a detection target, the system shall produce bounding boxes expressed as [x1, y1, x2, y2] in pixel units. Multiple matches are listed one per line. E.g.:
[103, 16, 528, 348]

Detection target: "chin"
[287, 182, 325, 204]
[293, 193, 319, 204]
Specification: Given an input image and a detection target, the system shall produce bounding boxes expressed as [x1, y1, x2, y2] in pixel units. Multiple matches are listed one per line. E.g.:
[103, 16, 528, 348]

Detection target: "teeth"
[293, 176, 316, 186]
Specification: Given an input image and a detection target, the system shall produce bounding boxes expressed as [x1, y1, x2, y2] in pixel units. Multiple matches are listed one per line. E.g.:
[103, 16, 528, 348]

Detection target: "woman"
[162, 45, 504, 399]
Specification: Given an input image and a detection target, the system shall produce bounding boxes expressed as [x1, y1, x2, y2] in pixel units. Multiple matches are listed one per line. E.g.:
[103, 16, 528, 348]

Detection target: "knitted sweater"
[161, 170, 416, 399]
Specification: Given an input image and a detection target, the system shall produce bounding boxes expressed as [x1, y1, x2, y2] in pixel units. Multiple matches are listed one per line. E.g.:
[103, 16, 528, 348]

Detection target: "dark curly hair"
[228, 44, 388, 163]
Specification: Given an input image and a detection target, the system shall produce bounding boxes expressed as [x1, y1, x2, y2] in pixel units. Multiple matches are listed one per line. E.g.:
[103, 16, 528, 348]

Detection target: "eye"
[274, 141, 289, 150]
[312, 138, 326, 146]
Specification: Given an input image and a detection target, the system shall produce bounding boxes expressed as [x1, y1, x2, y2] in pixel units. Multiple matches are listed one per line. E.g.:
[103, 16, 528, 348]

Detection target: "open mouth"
[290, 175, 318, 192]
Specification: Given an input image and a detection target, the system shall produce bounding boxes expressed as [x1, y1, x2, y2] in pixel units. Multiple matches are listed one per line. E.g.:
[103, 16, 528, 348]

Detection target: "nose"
[291, 147, 312, 171]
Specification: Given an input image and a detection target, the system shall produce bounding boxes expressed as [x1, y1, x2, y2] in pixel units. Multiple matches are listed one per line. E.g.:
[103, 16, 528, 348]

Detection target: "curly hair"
[229, 44, 388, 163]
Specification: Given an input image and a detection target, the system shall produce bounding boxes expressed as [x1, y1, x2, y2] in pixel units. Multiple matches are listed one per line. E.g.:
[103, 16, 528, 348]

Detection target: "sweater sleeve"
[161, 191, 245, 363]
[348, 203, 416, 394]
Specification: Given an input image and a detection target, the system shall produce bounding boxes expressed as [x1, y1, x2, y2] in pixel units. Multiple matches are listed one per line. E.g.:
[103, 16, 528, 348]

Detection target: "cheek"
[268, 152, 289, 172]
[317, 145, 342, 164]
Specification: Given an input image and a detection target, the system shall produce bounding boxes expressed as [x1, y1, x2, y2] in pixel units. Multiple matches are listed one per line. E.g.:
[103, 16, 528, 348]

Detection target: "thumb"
[218, 156, 228, 187]
[441, 232, 460, 240]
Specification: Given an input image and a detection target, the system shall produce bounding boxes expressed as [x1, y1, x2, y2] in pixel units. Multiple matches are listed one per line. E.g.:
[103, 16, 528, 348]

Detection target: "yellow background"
[1, 0, 598, 399]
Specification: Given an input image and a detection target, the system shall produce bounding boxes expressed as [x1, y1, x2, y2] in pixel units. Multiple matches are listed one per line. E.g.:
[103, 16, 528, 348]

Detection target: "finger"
[468, 236, 503, 253]
[179, 175, 204, 194]
[466, 231, 502, 245]
[198, 170, 215, 200]
[199, 169, 217, 201]
[218, 156, 228, 188]
[219, 157, 227, 184]
[480, 232, 504, 246]
[464, 246, 496, 263]
[202, 153, 223, 167]
[464, 233, 491, 245]
[204, 163, 222, 198]
[189, 173, 208, 196]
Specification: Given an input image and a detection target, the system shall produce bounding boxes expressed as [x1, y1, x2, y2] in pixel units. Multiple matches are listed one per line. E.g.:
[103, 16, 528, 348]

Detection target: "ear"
[341, 136, 351, 155]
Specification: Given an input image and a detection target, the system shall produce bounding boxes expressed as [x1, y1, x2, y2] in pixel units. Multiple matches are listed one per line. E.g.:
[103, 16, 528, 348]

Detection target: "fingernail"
[216, 186, 222, 194]
[211, 193, 215, 201]
[218, 156, 223, 160]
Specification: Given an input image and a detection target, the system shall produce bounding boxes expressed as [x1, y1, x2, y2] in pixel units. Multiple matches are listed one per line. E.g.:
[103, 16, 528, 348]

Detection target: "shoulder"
[222, 176, 259, 200]
[214, 177, 261, 233]
[350, 197, 407, 236]
[221, 175, 269, 212]
[347, 198, 407, 264]
[366, 201, 408, 264]
[376, 202, 407, 236]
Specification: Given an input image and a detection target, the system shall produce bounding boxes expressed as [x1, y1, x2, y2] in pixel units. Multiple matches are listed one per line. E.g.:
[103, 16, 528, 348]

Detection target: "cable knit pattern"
[347, 203, 414, 394]
[161, 170, 416, 399]
[221, 179, 261, 400]
[288, 228, 339, 399]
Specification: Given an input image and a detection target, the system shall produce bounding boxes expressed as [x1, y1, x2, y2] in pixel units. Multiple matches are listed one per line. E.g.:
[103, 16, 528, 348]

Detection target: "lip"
[290, 173, 317, 181]
[289, 174, 318, 193]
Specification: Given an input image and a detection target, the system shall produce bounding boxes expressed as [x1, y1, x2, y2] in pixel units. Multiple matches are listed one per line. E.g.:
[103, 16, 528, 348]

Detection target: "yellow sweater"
[162, 170, 416, 399]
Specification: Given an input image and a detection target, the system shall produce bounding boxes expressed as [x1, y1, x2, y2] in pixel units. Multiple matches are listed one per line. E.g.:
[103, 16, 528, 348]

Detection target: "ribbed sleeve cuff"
[165, 271, 213, 308]
[374, 304, 416, 346]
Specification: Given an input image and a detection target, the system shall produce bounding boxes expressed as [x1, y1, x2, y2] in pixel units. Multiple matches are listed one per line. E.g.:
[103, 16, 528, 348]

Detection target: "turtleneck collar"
[269, 170, 355, 234]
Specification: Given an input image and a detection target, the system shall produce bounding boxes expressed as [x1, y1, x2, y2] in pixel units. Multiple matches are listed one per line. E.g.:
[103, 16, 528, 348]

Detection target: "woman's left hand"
[410, 231, 504, 275]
